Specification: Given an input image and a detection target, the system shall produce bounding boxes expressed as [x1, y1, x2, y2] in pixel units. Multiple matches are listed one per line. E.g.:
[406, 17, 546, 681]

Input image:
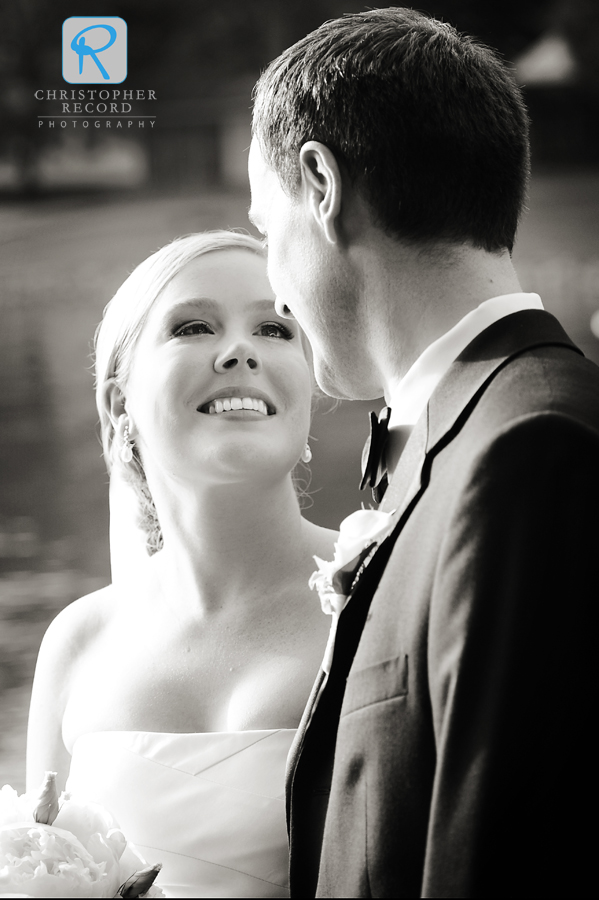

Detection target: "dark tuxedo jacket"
[287, 310, 599, 898]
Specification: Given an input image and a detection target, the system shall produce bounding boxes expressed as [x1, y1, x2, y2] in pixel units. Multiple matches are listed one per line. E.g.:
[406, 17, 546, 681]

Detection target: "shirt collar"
[387, 292, 544, 429]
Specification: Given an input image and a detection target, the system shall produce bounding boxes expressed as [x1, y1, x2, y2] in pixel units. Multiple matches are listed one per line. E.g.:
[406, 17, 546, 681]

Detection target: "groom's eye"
[173, 320, 214, 337]
[257, 322, 294, 340]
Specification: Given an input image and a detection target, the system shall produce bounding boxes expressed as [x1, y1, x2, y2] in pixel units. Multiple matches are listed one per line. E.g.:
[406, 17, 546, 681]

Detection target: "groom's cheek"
[267, 257, 290, 309]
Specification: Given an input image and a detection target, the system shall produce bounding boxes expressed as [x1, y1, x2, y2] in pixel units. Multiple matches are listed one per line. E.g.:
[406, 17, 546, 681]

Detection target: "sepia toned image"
[1, 2, 598, 897]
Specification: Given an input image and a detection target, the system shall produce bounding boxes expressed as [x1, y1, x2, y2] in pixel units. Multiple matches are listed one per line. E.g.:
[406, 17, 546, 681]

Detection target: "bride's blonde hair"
[94, 230, 266, 554]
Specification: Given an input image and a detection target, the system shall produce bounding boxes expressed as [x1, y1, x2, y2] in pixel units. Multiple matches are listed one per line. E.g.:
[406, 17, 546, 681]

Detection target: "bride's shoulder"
[38, 583, 119, 668]
[29, 585, 123, 753]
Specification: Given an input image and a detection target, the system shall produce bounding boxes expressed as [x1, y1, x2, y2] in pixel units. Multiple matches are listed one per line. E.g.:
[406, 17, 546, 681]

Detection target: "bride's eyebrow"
[165, 299, 220, 318]
[161, 299, 279, 330]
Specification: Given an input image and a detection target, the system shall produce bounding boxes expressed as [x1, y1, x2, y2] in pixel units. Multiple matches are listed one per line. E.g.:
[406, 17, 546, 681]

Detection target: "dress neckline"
[70, 727, 296, 753]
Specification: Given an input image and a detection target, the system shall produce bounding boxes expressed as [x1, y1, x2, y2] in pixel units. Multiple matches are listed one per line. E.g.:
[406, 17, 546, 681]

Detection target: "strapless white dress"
[66, 730, 295, 898]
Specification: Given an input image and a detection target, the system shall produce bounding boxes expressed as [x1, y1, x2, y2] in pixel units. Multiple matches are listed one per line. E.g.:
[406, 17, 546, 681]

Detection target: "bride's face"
[123, 249, 312, 487]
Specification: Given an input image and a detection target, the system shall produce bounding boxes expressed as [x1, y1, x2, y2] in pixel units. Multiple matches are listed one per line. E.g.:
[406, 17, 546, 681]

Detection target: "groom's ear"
[299, 141, 343, 245]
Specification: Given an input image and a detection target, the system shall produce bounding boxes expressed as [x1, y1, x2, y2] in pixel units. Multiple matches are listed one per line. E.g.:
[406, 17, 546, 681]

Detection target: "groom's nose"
[275, 297, 294, 319]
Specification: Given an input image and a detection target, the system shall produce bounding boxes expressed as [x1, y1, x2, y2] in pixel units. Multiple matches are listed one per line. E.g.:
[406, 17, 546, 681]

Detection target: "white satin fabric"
[67, 730, 295, 898]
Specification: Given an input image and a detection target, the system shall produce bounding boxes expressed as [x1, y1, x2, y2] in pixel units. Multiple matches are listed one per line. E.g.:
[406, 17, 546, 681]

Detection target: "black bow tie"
[360, 406, 392, 503]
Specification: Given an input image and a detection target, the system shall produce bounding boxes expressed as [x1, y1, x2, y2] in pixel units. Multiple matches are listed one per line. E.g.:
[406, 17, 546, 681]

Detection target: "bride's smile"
[200, 391, 274, 416]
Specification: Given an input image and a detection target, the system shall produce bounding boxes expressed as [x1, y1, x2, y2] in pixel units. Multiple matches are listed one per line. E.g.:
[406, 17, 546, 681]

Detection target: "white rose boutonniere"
[309, 508, 396, 673]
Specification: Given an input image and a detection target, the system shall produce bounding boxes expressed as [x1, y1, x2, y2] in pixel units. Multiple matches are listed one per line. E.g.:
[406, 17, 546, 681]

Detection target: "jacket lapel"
[286, 529, 401, 893]
[381, 309, 581, 519]
[285, 667, 325, 832]
[426, 308, 581, 453]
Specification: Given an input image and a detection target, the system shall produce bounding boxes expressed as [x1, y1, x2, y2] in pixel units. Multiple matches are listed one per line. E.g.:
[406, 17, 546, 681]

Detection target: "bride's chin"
[146, 434, 300, 490]
[189, 449, 296, 486]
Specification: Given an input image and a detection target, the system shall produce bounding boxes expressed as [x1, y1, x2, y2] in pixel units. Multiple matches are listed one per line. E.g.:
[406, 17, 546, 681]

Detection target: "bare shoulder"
[39, 584, 117, 671]
[27, 584, 119, 791]
[301, 517, 339, 560]
[32, 584, 119, 711]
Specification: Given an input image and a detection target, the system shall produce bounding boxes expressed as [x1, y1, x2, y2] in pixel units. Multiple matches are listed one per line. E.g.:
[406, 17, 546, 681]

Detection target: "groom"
[249, 8, 598, 898]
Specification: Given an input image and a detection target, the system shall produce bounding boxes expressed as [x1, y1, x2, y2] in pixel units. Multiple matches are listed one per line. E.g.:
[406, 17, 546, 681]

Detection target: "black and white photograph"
[1, 2, 598, 897]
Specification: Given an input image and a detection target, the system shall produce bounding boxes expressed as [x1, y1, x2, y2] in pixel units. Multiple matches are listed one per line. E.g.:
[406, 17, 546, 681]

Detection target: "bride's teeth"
[205, 396, 270, 415]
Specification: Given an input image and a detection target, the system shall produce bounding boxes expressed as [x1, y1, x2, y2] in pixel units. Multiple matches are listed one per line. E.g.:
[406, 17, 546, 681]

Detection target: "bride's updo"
[94, 231, 266, 554]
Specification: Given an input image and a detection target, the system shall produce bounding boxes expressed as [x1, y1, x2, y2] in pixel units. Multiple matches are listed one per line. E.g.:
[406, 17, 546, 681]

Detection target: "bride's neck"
[147, 474, 306, 616]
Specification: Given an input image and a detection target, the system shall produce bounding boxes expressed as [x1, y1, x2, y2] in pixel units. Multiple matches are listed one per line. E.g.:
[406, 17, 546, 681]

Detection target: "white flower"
[310, 508, 396, 615]
[330, 508, 397, 568]
[0, 781, 155, 898]
[309, 508, 396, 673]
[0, 786, 34, 829]
[0, 821, 121, 897]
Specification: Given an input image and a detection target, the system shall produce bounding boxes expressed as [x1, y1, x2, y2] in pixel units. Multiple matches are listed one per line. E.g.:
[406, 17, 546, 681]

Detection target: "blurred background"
[1, 0, 598, 790]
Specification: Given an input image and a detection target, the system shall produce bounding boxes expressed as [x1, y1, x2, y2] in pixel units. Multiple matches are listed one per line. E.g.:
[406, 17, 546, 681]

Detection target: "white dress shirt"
[387, 293, 544, 430]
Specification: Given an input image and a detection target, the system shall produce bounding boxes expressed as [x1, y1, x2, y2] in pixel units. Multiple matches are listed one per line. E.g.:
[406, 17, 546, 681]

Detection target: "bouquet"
[0, 772, 163, 898]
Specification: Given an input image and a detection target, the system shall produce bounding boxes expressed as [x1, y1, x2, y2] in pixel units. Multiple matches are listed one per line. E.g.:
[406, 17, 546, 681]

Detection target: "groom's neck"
[361, 237, 523, 397]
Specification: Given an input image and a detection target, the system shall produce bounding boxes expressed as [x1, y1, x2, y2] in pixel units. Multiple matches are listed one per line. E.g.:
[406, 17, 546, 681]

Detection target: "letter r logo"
[63, 17, 127, 84]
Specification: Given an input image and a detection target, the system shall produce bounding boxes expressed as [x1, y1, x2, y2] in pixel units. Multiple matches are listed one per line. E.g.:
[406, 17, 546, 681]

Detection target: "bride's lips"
[197, 387, 276, 416]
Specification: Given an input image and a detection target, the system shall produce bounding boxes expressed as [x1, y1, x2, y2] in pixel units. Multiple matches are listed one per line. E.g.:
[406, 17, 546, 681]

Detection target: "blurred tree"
[132, 0, 554, 93]
[552, 0, 599, 91]
[0, 0, 67, 191]
[2, 0, 597, 191]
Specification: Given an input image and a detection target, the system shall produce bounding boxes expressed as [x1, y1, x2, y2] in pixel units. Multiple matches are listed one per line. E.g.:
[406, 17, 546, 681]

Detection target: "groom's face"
[248, 139, 371, 400]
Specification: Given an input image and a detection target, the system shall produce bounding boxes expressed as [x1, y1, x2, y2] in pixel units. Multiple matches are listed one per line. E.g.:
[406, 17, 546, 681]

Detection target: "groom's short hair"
[252, 7, 530, 253]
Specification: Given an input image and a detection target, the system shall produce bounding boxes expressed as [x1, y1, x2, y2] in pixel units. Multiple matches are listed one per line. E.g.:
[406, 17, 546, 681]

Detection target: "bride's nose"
[213, 337, 262, 373]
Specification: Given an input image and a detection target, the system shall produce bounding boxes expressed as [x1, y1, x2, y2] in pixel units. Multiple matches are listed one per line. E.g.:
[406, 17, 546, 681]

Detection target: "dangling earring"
[120, 421, 134, 463]
[301, 442, 312, 464]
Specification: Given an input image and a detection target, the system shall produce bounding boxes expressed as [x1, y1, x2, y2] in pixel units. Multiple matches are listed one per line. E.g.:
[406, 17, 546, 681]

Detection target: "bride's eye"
[173, 320, 214, 337]
[258, 322, 293, 340]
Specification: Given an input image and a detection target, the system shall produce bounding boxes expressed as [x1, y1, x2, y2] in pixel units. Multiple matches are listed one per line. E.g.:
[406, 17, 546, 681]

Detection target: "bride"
[26, 230, 336, 898]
